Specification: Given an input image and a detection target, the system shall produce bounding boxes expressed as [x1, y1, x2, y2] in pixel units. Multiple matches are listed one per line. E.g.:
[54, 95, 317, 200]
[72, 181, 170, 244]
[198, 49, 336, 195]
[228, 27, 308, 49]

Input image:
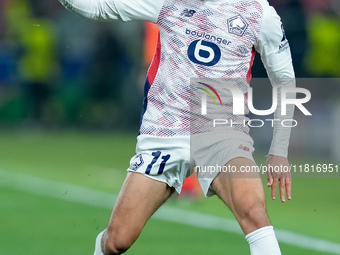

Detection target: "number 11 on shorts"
[145, 151, 171, 175]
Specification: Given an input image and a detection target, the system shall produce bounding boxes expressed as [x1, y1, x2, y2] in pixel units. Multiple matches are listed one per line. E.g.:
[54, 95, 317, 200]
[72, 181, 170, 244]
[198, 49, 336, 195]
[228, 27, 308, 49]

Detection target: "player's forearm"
[58, 0, 120, 21]
[59, 0, 163, 22]
[268, 72, 295, 158]
[269, 105, 294, 158]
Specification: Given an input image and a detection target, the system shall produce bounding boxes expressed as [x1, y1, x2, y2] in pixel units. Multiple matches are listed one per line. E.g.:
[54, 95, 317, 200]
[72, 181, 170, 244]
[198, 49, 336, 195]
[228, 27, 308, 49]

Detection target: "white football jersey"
[59, 0, 295, 157]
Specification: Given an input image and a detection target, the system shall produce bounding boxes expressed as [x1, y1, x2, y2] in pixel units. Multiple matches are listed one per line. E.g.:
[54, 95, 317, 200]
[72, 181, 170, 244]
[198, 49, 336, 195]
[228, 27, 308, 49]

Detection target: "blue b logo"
[187, 40, 221, 66]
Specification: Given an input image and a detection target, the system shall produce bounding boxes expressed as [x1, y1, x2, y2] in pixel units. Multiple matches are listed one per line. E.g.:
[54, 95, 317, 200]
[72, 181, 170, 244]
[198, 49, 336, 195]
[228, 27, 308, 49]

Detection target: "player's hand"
[266, 154, 291, 203]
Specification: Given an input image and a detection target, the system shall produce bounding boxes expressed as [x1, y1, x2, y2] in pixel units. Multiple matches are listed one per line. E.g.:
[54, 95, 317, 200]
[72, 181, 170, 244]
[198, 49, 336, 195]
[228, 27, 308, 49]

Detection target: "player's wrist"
[267, 154, 288, 159]
[267, 148, 288, 158]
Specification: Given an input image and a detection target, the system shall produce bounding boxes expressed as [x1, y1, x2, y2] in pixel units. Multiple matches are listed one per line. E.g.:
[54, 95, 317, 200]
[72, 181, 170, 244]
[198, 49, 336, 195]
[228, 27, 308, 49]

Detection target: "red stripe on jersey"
[246, 47, 256, 84]
[147, 32, 161, 86]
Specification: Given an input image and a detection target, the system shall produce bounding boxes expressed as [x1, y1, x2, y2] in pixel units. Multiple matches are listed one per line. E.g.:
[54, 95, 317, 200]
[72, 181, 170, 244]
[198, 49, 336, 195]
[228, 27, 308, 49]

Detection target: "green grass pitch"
[0, 130, 339, 254]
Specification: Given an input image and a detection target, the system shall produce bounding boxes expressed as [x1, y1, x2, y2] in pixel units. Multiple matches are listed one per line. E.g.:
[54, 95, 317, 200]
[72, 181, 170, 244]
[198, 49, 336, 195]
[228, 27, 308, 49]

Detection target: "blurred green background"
[1, 0, 340, 254]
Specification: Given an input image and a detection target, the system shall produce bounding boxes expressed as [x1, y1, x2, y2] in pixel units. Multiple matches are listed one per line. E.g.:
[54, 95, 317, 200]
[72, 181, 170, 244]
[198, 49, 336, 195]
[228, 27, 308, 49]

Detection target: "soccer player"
[58, 0, 295, 254]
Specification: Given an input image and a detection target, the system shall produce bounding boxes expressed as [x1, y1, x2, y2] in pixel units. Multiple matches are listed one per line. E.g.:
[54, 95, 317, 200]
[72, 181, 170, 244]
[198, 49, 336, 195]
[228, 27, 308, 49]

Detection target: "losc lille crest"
[129, 154, 144, 171]
[227, 15, 248, 36]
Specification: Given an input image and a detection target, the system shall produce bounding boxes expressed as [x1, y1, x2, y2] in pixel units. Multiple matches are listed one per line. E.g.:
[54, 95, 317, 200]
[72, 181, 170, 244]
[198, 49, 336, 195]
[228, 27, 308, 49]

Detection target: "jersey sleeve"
[255, 4, 296, 158]
[255, 5, 294, 78]
[58, 0, 164, 23]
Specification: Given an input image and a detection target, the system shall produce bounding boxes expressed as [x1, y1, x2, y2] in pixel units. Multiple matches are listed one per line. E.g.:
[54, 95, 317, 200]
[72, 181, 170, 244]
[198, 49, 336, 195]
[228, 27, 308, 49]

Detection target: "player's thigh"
[107, 172, 174, 240]
[211, 157, 266, 215]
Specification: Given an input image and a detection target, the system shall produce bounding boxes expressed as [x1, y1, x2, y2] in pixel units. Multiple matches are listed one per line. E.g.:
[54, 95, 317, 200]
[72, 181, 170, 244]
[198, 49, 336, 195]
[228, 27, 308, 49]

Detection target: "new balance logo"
[239, 144, 250, 152]
[181, 9, 196, 17]
[281, 24, 287, 42]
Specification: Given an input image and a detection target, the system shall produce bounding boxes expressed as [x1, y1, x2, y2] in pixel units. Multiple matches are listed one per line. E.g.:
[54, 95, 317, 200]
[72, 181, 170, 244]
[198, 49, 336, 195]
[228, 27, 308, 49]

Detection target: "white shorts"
[127, 132, 254, 197]
[191, 131, 255, 196]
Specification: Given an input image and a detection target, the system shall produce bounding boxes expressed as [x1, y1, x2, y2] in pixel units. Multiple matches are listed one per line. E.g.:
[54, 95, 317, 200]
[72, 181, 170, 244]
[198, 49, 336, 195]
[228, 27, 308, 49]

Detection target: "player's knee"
[103, 230, 135, 255]
[243, 202, 266, 219]
[236, 201, 268, 226]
